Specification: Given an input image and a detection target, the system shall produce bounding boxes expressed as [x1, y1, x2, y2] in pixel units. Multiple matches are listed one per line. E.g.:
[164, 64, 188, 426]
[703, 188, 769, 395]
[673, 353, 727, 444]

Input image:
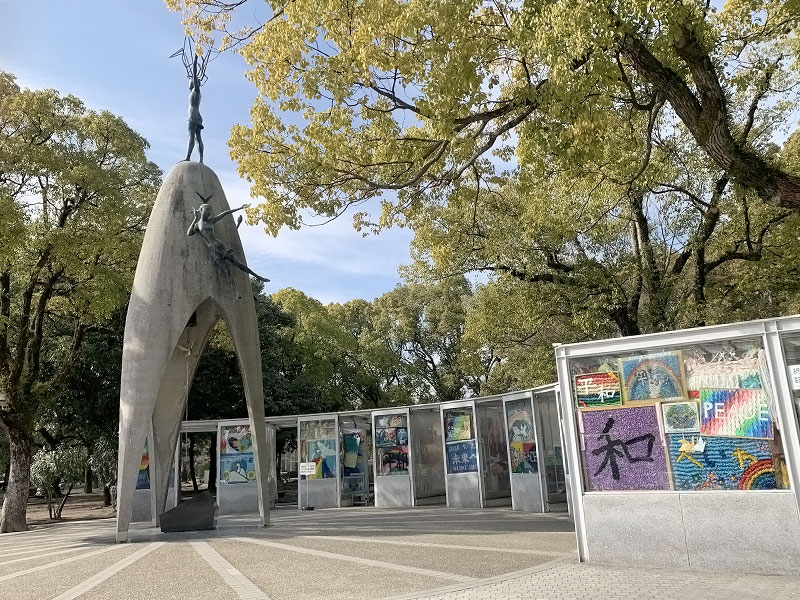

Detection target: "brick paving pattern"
[0, 507, 797, 599]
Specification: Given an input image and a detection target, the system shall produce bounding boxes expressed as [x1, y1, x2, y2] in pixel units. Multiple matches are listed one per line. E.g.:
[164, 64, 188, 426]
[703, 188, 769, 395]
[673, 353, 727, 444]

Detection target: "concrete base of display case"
[217, 483, 259, 515]
[375, 474, 412, 507]
[582, 490, 800, 575]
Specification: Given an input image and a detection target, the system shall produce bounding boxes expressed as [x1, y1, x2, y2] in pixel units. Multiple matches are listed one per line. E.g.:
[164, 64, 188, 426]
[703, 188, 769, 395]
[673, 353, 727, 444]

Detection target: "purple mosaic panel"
[581, 406, 669, 491]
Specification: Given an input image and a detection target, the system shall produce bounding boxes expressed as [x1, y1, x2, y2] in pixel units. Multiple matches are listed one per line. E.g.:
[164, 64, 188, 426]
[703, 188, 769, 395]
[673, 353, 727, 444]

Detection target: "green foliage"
[37, 310, 126, 452]
[372, 277, 489, 402]
[168, 0, 800, 230]
[30, 445, 87, 519]
[89, 438, 117, 489]
[165, 2, 800, 394]
[188, 283, 331, 429]
[0, 71, 161, 530]
[0, 71, 161, 422]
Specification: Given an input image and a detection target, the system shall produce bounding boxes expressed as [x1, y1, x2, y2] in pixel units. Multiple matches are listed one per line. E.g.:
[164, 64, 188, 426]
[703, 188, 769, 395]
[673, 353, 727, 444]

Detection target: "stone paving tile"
[280, 535, 554, 578]
[4, 511, 800, 600]
[209, 537, 448, 600]
[387, 560, 800, 600]
[78, 541, 240, 600]
[0, 543, 139, 600]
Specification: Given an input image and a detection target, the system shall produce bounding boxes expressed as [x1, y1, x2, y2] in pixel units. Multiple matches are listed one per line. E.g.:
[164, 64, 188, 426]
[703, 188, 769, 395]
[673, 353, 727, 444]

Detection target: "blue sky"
[0, 0, 413, 304]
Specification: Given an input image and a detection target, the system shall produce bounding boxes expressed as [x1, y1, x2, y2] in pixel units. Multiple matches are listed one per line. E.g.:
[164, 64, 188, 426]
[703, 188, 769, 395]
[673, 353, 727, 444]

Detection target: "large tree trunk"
[188, 434, 198, 492]
[84, 465, 93, 494]
[208, 437, 217, 495]
[610, 305, 641, 337]
[0, 425, 32, 533]
[2, 461, 9, 492]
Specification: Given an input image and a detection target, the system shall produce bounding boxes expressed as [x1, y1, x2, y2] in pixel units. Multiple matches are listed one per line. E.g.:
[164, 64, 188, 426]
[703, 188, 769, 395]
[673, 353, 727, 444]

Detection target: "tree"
[36, 309, 127, 495]
[166, 0, 800, 232]
[372, 278, 493, 402]
[327, 299, 410, 408]
[164, 1, 800, 383]
[30, 446, 87, 520]
[0, 73, 161, 531]
[89, 437, 117, 507]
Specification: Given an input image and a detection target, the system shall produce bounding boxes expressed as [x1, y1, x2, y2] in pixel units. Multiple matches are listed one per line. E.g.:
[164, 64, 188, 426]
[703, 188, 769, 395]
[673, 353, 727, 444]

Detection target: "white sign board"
[299, 462, 317, 477]
[790, 365, 800, 390]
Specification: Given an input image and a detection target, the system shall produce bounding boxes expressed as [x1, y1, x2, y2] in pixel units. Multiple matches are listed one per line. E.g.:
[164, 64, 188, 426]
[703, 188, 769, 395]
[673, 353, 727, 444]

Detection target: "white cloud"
[215, 173, 413, 301]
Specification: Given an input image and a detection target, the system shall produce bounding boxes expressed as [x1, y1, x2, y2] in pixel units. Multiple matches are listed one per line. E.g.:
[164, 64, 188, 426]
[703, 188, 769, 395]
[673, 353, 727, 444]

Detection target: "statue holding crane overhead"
[172, 40, 209, 164]
[185, 54, 205, 163]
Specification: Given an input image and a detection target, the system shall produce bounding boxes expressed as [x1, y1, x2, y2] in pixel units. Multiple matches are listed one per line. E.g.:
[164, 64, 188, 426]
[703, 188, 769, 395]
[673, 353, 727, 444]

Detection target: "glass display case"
[297, 415, 340, 508]
[372, 409, 413, 507]
[556, 317, 800, 573]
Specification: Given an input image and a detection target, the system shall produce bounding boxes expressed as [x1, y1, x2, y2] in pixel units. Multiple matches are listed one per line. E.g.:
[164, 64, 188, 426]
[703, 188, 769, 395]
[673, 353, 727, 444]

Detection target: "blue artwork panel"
[668, 435, 776, 491]
[396, 427, 409, 445]
[620, 352, 684, 403]
[446, 440, 478, 474]
[220, 453, 255, 484]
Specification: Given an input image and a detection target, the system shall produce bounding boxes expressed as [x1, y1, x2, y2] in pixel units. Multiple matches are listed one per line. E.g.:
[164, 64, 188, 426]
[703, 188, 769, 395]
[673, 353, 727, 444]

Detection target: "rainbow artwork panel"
[574, 371, 622, 408]
[136, 439, 150, 490]
[699, 388, 773, 439]
[619, 352, 684, 404]
[444, 413, 473, 442]
[668, 435, 776, 490]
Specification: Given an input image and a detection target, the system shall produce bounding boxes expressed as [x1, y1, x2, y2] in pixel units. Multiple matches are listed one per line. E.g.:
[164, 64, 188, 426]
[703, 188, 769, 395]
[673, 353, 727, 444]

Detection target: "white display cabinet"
[372, 407, 413, 507]
[556, 316, 800, 575]
[440, 400, 483, 507]
[297, 413, 340, 509]
[503, 391, 545, 512]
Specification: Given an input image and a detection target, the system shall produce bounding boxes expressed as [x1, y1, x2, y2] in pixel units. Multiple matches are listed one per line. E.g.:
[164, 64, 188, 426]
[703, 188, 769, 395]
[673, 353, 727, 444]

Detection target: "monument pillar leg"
[226, 293, 270, 526]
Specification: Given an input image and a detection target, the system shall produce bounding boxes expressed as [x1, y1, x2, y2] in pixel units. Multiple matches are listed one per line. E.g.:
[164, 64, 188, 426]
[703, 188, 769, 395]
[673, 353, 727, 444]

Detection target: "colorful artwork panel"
[510, 441, 538, 473]
[506, 404, 534, 443]
[575, 372, 622, 408]
[378, 445, 409, 475]
[446, 440, 478, 473]
[620, 352, 684, 403]
[342, 430, 364, 470]
[375, 427, 398, 447]
[444, 413, 473, 442]
[376, 414, 406, 428]
[668, 435, 776, 490]
[699, 389, 773, 439]
[581, 406, 670, 491]
[220, 425, 252, 455]
[396, 427, 409, 445]
[301, 438, 336, 478]
[220, 453, 255, 484]
[136, 439, 150, 490]
[662, 401, 700, 434]
[685, 351, 764, 392]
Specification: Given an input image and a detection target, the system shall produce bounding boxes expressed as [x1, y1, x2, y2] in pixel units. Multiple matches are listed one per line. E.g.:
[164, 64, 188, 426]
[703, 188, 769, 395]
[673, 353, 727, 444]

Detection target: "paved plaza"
[0, 507, 798, 599]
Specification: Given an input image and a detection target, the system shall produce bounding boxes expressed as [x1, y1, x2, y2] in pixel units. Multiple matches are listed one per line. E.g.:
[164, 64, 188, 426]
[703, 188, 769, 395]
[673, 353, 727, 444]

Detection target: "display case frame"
[555, 316, 800, 573]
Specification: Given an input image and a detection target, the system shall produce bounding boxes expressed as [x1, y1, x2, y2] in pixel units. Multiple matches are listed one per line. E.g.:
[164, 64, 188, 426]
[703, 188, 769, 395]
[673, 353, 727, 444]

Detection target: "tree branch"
[618, 25, 800, 209]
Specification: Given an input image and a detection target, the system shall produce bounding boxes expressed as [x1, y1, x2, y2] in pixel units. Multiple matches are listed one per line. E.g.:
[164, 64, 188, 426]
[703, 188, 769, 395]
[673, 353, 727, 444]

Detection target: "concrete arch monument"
[116, 161, 270, 541]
